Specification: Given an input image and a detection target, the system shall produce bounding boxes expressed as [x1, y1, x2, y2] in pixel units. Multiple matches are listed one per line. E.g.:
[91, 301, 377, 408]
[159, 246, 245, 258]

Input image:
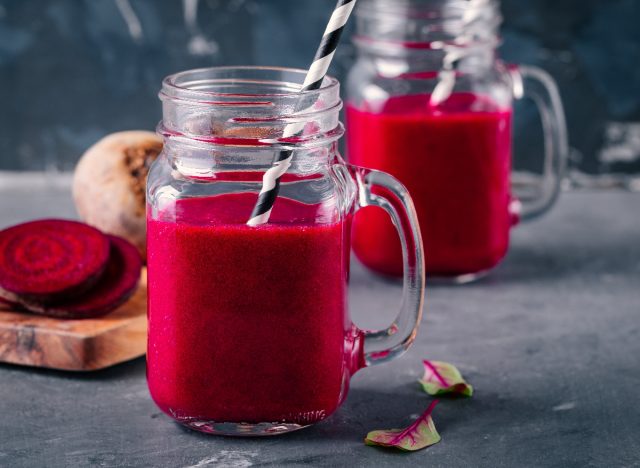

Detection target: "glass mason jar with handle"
[146, 66, 425, 436]
[346, 0, 568, 282]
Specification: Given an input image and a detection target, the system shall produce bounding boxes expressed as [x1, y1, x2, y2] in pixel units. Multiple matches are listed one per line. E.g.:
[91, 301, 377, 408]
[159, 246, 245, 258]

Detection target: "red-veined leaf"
[419, 360, 473, 397]
[365, 400, 441, 452]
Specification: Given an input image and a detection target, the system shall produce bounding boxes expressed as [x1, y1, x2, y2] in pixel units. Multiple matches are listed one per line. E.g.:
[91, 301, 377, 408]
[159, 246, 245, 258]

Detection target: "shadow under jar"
[146, 67, 425, 436]
[346, 0, 568, 283]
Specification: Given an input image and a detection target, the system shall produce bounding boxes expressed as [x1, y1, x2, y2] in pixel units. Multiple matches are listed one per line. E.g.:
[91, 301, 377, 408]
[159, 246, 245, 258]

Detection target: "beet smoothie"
[147, 192, 358, 425]
[347, 93, 513, 277]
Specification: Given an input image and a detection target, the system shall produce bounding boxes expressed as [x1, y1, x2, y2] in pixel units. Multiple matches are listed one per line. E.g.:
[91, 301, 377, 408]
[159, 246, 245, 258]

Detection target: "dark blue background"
[1, 0, 639, 183]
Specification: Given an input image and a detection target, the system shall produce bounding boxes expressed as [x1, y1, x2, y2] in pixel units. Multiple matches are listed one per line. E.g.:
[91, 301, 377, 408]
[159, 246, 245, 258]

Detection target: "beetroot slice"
[0, 219, 110, 301]
[22, 235, 143, 319]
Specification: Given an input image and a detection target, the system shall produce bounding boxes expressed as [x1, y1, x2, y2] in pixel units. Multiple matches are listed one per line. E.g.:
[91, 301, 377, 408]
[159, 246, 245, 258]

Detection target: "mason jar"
[146, 66, 425, 436]
[346, 0, 568, 282]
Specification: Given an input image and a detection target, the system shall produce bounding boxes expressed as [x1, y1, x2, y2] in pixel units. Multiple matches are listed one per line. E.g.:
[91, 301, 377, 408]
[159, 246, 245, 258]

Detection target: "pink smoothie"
[347, 93, 514, 277]
[147, 192, 360, 425]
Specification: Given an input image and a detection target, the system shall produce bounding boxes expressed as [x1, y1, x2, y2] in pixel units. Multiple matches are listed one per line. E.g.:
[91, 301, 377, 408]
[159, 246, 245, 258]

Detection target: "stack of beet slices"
[0, 219, 142, 319]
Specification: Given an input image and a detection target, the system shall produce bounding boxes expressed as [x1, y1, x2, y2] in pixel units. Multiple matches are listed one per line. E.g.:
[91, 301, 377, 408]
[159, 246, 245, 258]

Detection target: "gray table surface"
[0, 179, 639, 468]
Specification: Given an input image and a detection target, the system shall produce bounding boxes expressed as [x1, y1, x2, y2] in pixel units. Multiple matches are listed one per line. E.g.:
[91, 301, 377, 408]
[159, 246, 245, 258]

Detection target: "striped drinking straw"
[247, 0, 358, 227]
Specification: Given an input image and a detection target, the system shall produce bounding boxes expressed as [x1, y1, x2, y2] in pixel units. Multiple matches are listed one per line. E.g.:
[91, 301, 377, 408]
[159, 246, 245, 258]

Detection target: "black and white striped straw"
[247, 0, 357, 227]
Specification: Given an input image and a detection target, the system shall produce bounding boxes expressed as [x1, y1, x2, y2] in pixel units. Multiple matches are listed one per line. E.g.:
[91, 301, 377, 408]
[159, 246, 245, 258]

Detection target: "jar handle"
[509, 65, 569, 221]
[350, 166, 425, 367]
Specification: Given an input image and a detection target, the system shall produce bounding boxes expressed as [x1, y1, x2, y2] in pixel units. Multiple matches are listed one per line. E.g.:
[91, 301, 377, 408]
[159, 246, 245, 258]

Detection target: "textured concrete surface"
[0, 184, 639, 467]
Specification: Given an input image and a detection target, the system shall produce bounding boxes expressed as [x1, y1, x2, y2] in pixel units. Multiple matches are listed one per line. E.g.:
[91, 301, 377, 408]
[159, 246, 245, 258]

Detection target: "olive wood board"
[0, 269, 147, 372]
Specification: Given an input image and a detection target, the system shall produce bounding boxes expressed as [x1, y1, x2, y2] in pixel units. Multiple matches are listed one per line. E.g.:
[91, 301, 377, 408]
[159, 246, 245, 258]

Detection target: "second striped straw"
[247, 0, 358, 227]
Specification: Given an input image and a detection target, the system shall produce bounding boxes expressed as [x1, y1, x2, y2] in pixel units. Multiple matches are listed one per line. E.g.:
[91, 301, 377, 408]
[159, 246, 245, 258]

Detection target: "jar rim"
[159, 66, 343, 149]
[161, 66, 340, 104]
[354, 0, 501, 52]
[356, 0, 501, 20]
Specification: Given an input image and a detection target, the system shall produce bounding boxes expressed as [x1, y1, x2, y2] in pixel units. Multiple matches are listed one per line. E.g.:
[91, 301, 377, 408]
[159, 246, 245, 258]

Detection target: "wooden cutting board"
[0, 270, 147, 372]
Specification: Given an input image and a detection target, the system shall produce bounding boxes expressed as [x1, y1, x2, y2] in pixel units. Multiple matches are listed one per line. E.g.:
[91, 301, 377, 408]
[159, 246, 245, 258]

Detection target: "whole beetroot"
[73, 131, 163, 261]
